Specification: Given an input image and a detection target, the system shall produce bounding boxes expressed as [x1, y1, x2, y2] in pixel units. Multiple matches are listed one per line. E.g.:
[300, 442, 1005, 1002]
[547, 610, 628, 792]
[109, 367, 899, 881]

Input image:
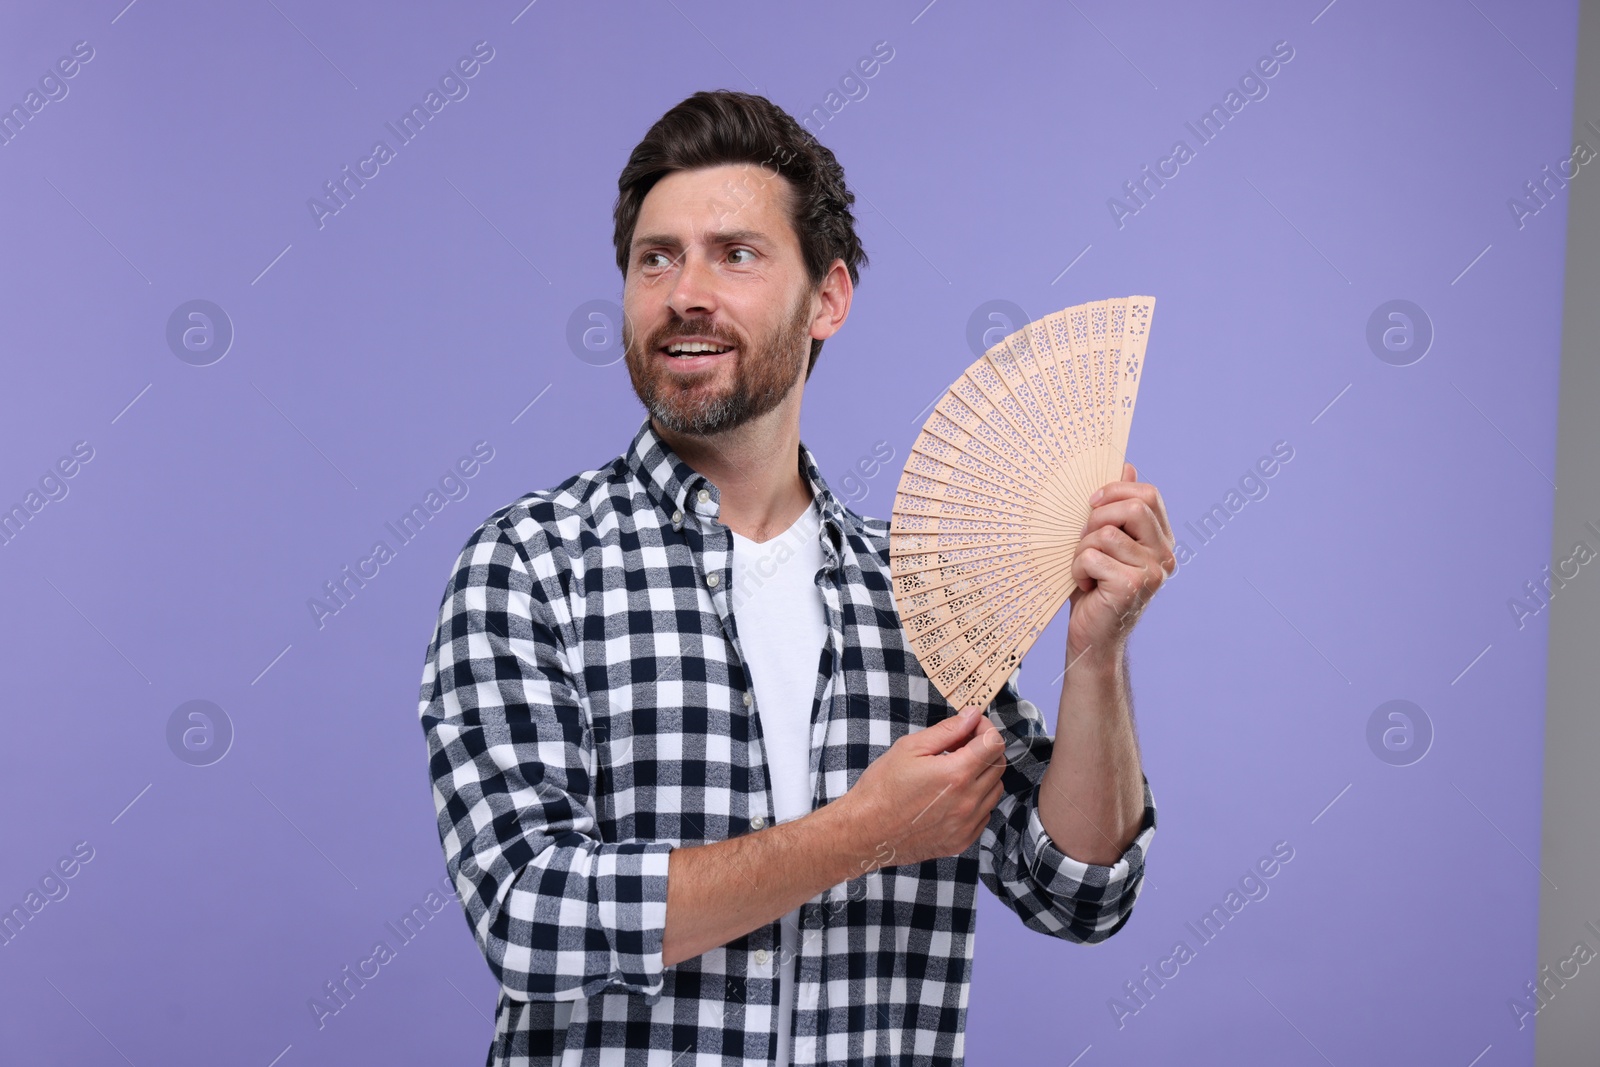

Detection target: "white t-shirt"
[727, 497, 828, 1067]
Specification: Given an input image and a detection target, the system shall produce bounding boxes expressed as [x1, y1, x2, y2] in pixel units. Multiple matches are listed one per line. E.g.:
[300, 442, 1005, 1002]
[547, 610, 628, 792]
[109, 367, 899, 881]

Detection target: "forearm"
[661, 798, 871, 967]
[1037, 645, 1146, 866]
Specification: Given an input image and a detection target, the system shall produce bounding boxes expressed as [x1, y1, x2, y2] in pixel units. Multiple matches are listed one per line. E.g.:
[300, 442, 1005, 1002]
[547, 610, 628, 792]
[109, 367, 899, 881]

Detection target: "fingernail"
[1090, 488, 1104, 504]
[962, 705, 979, 718]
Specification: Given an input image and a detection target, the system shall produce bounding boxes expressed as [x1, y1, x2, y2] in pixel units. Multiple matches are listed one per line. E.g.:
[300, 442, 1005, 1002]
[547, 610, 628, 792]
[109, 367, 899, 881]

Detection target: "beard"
[623, 286, 812, 437]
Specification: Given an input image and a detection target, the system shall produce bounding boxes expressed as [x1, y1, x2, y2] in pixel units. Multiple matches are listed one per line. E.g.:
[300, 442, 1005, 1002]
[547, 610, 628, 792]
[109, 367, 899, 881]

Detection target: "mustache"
[649, 321, 742, 349]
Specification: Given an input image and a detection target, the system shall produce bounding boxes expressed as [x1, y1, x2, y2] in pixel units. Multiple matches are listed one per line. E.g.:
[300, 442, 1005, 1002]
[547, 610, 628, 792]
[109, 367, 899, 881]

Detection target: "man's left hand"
[1066, 461, 1176, 664]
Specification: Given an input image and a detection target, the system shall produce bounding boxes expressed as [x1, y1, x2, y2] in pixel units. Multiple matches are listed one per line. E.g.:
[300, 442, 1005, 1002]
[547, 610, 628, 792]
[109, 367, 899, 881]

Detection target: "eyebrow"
[630, 228, 769, 251]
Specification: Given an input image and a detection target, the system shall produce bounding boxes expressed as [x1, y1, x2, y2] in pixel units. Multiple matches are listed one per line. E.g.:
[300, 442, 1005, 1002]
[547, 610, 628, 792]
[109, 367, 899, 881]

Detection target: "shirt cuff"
[597, 840, 676, 997]
[1020, 775, 1156, 901]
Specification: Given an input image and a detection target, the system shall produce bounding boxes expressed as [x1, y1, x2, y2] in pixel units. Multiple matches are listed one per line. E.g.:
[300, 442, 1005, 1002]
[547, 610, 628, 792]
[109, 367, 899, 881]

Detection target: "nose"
[664, 244, 719, 321]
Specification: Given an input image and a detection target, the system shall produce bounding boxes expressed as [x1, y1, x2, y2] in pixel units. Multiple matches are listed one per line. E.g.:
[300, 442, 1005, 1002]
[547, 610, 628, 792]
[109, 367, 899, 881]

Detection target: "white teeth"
[666, 342, 732, 355]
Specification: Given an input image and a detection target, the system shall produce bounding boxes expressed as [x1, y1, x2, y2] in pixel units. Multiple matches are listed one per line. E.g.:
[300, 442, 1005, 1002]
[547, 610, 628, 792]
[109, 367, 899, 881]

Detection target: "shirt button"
[743, 691, 753, 707]
[706, 573, 720, 588]
[750, 815, 766, 830]
[754, 948, 770, 965]
[697, 488, 711, 504]
[672, 509, 683, 524]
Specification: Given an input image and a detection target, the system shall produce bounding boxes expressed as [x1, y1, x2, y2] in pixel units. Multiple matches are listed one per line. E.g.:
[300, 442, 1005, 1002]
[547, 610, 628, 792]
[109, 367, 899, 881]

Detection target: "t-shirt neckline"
[728, 496, 818, 548]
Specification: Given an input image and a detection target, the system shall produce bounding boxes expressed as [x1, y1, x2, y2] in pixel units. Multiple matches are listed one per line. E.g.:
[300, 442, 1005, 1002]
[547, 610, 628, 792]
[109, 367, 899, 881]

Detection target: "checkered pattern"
[417, 415, 1157, 1066]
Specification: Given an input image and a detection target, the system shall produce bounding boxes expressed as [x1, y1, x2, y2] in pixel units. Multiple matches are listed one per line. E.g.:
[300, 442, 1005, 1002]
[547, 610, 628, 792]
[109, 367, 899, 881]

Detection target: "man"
[418, 89, 1172, 1066]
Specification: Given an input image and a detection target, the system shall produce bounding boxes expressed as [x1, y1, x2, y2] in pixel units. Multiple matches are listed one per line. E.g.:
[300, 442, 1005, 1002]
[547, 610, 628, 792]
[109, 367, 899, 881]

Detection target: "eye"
[727, 247, 755, 264]
[640, 251, 670, 269]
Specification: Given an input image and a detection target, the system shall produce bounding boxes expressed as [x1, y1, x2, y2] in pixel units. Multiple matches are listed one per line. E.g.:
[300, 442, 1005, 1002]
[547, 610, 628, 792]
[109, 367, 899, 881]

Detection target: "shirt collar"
[624, 415, 849, 557]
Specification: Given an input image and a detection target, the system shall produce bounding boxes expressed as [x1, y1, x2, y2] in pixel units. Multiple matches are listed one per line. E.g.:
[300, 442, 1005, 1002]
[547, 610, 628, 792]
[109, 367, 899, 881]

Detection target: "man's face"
[621, 163, 818, 437]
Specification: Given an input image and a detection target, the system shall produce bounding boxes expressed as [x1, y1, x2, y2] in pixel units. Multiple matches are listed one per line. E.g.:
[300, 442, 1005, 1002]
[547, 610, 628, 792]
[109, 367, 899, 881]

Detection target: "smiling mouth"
[658, 343, 736, 363]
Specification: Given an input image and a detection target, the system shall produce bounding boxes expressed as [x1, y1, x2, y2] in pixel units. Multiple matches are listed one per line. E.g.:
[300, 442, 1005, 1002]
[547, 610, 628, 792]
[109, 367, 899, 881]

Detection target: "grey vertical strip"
[1537, 0, 1600, 1061]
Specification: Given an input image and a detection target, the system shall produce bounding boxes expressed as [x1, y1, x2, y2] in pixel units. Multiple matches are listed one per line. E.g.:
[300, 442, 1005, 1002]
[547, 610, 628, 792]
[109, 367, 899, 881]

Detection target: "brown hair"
[613, 90, 868, 380]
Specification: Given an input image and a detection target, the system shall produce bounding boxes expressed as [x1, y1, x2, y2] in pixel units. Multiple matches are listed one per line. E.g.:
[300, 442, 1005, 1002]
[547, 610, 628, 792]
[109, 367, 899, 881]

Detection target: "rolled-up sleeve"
[417, 517, 674, 1001]
[976, 668, 1156, 944]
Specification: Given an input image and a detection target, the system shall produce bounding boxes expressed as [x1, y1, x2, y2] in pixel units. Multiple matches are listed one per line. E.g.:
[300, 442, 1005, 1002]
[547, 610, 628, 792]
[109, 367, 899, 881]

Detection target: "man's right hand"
[661, 705, 1009, 967]
[834, 705, 1009, 871]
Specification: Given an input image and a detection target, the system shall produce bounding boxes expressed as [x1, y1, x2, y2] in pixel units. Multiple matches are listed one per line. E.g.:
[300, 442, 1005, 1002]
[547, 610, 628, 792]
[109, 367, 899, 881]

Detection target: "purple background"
[0, 1, 1579, 1063]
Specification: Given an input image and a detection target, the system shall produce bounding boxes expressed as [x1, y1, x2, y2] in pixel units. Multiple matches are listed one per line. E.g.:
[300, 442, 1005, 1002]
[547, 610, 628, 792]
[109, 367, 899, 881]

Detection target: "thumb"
[910, 705, 983, 753]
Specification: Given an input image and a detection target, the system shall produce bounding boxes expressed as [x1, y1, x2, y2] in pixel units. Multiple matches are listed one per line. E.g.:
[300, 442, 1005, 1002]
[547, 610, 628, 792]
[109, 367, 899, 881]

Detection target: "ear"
[808, 260, 853, 344]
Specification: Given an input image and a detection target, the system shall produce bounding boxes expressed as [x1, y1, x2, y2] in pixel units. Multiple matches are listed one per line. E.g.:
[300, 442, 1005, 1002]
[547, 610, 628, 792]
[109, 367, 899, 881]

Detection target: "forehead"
[634, 163, 796, 244]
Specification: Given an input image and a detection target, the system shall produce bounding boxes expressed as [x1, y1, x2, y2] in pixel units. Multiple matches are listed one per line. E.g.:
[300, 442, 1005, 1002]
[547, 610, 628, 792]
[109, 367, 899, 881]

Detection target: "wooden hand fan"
[888, 295, 1156, 711]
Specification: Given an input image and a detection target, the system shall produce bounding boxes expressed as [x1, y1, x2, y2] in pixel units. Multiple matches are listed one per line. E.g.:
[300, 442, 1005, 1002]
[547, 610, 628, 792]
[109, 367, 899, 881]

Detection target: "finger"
[1084, 524, 1151, 571]
[974, 777, 1004, 825]
[972, 767, 998, 809]
[1071, 539, 1097, 595]
[912, 706, 982, 753]
[1138, 480, 1175, 548]
[1081, 498, 1164, 553]
[1075, 545, 1139, 599]
[1092, 524, 1174, 588]
[1075, 534, 1148, 597]
[964, 780, 1003, 846]
[1088, 483, 1177, 550]
[1123, 461, 1137, 482]
[971, 720, 1009, 773]
[955, 717, 1006, 776]
[977, 749, 1008, 785]
[966, 716, 1004, 777]
[1147, 484, 1173, 545]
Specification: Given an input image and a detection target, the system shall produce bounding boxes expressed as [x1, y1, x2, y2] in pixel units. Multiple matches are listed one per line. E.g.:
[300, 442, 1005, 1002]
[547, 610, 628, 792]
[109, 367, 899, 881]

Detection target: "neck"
[652, 396, 813, 544]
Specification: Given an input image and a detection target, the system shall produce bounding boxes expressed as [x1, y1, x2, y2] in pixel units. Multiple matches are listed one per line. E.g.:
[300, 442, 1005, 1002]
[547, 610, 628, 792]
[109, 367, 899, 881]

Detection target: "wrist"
[1065, 640, 1124, 680]
[806, 793, 879, 887]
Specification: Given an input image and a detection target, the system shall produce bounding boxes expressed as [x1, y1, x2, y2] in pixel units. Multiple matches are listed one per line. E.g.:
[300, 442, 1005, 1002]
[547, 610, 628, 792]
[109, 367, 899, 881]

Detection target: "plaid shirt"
[417, 415, 1157, 1066]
